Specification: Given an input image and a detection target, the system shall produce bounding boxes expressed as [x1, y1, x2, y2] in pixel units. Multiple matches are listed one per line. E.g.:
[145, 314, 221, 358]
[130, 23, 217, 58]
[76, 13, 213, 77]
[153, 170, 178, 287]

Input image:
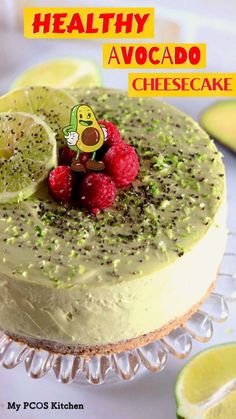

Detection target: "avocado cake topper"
[63, 104, 107, 172]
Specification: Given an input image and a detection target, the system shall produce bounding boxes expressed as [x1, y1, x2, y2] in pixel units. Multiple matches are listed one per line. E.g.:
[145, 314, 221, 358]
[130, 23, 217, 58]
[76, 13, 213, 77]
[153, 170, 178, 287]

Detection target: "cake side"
[5, 282, 215, 357]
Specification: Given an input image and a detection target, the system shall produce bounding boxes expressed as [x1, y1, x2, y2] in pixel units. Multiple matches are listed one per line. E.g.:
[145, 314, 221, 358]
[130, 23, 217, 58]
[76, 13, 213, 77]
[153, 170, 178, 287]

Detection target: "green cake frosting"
[0, 88, 225, 346]
[0, 88, 224, 287]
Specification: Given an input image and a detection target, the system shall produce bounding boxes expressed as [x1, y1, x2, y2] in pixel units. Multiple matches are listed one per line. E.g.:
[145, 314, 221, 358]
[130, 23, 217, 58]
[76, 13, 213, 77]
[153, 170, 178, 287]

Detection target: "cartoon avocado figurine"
[63, 104, 107, 172]
[200, 100, 236, 153]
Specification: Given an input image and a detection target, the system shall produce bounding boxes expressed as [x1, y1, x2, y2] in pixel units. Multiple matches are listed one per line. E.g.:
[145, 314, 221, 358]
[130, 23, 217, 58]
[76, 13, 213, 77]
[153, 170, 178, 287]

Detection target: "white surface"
[0, 30, 236, 419]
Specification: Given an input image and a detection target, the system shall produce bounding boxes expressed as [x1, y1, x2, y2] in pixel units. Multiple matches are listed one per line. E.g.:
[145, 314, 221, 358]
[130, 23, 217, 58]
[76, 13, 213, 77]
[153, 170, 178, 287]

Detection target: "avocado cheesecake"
[0, 88, 226, 356]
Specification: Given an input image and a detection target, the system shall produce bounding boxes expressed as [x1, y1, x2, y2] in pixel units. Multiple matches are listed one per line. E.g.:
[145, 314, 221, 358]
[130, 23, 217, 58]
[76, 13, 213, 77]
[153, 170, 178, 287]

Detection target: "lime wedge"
[11, 58, 102, 90]
[176, 343, 236, 419]
[0, 112, 57, 203]
[0, 87, 76, 148]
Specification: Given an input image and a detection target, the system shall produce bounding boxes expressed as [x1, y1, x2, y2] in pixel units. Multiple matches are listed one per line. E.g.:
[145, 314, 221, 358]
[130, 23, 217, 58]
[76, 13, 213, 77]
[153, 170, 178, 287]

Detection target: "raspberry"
[49, 166, 76, 203]
[99, 121, 123, 147]
[60, 146, 76, 165]
[79, 173, 116, 212]
[103, 144, 139, 187]
[80, 152, 91, 165]
[60, 146, 91, 166]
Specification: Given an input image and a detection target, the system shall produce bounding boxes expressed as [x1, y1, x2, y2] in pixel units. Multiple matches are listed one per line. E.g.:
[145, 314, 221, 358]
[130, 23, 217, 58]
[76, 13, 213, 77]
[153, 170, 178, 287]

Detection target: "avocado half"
[199, 100, 236, 153]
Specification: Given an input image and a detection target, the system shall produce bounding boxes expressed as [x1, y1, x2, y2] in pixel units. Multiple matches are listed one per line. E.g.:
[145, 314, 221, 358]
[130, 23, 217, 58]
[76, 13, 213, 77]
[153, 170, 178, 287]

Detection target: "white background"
[0, 2, 236, 418]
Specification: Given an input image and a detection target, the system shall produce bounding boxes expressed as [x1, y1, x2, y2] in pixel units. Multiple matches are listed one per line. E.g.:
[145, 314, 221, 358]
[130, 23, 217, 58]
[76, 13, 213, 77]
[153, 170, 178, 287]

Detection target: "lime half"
[11, 58, 102, 90]
[0, 87, 76, 148]
[176, 343, 236, 419]
[0, 112, 57, 203]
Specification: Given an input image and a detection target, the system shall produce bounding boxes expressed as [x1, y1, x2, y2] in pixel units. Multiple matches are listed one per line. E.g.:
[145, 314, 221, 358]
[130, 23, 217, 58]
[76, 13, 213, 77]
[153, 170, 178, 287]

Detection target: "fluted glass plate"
[0, 232, 235, 386]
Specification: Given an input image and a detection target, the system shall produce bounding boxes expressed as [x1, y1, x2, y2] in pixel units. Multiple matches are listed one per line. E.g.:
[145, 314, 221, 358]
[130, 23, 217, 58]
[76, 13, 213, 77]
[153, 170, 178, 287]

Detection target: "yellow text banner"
[103, 44, 206, 69]
[24, 8, 154, 39]
[128, 73, 236, 97]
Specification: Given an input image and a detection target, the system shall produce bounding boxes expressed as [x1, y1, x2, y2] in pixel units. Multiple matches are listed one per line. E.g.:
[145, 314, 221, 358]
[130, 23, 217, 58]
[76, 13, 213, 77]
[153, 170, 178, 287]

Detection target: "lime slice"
[0, 112, 57, 203]
[11, 58, 102, 90]
[0, 87, 76, 148]
[176, 343, 236, 419]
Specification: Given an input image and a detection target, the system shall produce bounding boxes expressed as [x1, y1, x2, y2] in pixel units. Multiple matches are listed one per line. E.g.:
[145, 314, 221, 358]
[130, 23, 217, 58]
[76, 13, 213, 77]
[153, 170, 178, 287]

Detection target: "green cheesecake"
[0, 88, 226, 355]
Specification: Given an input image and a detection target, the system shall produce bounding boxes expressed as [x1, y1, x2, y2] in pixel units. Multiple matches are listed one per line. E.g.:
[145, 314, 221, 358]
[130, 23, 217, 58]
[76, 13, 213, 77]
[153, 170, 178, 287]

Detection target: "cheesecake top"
[0, 88, 225, 289]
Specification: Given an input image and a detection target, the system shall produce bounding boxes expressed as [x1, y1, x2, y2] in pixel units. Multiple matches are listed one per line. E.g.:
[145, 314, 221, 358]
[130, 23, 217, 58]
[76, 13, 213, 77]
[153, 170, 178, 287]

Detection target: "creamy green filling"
[0, 88, 224, 289]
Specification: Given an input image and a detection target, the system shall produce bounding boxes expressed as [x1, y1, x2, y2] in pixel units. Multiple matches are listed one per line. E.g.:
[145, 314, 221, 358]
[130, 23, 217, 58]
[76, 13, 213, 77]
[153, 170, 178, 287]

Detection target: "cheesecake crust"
[3, 281, 215, 359]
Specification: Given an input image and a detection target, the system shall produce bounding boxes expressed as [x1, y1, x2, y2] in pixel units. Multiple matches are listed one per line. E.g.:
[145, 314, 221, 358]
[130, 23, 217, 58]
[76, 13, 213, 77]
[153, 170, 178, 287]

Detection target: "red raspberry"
[103, 144, 139, 187]
[80, 152, 91, 165]
[79, 173, 116, 212]
[99, 121, 123, 147]
[60, 146, 91, 166]
[60, 146, 76, 165]
[49, 166, 76, 203]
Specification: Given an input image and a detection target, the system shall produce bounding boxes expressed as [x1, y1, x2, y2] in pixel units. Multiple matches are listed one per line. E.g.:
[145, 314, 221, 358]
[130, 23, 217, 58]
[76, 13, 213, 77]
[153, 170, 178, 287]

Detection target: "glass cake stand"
[0, 232, 235, 386]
